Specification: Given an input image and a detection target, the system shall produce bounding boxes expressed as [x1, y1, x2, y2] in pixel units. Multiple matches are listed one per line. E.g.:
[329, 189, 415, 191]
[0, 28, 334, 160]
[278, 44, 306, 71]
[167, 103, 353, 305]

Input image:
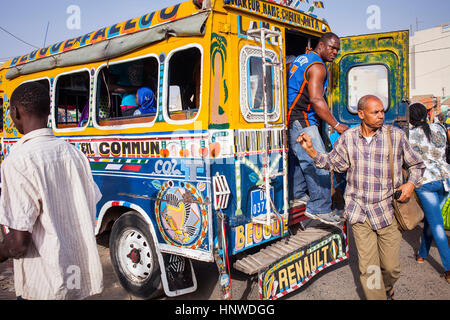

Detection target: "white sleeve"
[0, 160, 41, 233]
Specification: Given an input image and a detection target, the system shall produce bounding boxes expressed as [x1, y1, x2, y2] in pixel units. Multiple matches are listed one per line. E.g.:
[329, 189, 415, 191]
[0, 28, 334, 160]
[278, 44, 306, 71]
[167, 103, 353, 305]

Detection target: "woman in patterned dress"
[409, 102, 450, 284]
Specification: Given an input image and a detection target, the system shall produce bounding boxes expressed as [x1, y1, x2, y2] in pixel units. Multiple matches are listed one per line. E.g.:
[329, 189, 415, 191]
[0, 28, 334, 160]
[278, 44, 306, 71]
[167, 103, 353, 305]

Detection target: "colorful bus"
[0, 0, 408, 300]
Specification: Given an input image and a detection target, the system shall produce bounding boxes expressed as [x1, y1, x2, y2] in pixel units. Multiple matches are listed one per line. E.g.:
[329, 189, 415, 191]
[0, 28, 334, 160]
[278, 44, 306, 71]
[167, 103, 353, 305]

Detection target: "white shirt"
[364, 136, 374, 144]
[0, 129, 103, 300]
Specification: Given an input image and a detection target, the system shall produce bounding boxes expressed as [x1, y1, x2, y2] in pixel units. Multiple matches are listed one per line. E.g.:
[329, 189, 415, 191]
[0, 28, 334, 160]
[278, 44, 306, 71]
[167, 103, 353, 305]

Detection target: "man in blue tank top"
[287, 32, 348, 225]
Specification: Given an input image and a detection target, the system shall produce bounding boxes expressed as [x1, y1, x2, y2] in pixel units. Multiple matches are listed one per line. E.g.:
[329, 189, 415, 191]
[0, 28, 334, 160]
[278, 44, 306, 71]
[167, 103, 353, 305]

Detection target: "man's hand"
[395, 182, 416, 203]
[0, 229, 31, 263]
[335, 123, 349, 134]
[296, 132, 317, 159]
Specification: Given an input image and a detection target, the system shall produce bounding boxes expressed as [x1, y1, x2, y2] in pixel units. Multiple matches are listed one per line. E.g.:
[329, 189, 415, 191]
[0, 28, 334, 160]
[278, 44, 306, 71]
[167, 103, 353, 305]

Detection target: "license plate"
[251, 188, 274, 218]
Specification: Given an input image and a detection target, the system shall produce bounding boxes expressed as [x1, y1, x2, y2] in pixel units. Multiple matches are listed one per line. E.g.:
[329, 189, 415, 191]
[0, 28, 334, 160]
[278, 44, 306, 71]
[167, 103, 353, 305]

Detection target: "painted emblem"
[155, 181, 208, 249]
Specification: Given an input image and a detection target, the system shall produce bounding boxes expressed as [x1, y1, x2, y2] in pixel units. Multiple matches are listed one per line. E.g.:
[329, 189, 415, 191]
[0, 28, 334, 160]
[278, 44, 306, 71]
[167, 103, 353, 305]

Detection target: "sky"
[0, 0, 449, 62]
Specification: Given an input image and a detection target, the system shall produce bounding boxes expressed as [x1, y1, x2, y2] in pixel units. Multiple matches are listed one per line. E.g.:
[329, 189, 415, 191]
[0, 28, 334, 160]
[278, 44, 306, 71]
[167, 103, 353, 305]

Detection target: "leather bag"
[387, 126, 424, 231]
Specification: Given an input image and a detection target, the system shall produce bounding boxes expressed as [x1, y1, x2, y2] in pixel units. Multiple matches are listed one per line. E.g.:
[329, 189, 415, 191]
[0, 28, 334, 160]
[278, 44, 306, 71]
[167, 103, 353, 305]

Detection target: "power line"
[411, 34, 450, 47]
[410, 46, 450, 54]
[415, 64, 450, 78]
[0, 26, 39, 49]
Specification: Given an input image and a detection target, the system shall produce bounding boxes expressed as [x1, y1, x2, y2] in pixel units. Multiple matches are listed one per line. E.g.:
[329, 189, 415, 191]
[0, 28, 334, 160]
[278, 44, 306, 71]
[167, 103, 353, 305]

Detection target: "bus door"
[330, 31, 410, 129]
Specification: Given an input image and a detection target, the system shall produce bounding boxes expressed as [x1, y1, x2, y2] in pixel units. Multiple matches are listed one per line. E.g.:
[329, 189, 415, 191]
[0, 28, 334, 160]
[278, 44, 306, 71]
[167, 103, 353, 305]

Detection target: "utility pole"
[43, 21, 50, 47]
[416, 17, 423, 31]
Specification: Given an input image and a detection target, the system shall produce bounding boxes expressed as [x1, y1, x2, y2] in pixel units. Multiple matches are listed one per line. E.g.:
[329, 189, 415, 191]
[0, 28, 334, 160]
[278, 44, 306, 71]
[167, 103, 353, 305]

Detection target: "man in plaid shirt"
[297, 95, 425, 300]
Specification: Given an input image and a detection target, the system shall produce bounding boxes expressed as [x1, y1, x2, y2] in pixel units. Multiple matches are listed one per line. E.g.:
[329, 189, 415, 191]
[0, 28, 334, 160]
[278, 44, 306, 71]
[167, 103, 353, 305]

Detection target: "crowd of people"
[290, 32, 450, 300]
[0, 32, 448, 301]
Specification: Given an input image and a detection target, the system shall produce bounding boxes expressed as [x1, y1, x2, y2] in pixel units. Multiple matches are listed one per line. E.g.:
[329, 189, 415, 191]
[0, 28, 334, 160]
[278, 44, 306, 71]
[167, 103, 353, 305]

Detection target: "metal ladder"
[246, 28, 288, 230]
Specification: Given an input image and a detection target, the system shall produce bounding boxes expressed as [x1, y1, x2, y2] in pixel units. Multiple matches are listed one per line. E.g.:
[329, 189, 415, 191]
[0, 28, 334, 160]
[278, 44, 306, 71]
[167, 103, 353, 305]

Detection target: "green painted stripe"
[90, 163, 107, 170]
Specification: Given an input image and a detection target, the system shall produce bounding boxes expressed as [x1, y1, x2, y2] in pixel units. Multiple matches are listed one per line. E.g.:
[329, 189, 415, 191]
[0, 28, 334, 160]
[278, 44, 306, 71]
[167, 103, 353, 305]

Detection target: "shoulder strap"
[436, 123, 448, 142]
[387, 125, 395, 192]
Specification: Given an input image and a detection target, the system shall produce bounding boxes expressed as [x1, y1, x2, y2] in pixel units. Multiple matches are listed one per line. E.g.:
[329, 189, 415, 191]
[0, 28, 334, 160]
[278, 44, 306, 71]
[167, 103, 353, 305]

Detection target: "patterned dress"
[409, 123, 450, 190]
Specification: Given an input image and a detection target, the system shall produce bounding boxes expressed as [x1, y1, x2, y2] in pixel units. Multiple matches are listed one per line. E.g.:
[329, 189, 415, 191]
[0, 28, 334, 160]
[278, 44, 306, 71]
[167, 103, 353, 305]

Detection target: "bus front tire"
[109, 211, 163, 299]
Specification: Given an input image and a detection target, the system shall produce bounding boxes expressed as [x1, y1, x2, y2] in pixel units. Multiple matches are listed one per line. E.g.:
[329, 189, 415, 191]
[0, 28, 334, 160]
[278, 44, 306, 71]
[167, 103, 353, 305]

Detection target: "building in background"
[410, 22, 450, 123]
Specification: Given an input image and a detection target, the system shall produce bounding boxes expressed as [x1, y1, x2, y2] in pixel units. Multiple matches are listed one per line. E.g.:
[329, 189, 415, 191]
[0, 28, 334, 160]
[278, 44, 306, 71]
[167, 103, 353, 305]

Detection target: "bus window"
[239, 46, 279, 122]
[55, 71, 90, 128]
[96, 56, 159, 126]
[347, 64, 389, 114]
[248, 56, 274, 113]
[167, 47, 201, 121]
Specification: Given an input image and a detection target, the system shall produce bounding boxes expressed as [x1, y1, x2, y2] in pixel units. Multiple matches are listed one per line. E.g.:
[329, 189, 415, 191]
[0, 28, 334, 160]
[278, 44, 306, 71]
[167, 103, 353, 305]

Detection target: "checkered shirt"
[313, 125, 425, 230]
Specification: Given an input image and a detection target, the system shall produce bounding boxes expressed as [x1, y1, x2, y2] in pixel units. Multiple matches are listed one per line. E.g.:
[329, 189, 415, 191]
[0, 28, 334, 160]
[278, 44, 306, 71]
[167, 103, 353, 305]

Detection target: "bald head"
[357, 95, 385, 130]
[357, 95, 383, 112]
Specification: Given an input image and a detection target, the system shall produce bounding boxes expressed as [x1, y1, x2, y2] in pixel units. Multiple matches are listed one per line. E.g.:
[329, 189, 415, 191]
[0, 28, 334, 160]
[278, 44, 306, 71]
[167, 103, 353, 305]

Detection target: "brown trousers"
[351, 218, 402, 300]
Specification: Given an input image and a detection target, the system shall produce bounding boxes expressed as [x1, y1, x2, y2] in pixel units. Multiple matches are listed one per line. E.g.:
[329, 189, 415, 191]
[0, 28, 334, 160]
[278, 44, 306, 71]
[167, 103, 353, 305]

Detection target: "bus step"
[233, 223, 342, 275]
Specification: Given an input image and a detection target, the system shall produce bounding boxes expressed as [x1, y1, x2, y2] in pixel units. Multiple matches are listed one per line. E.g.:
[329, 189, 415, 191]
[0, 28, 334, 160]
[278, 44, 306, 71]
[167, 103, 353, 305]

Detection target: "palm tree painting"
[210, 33, 229, 129]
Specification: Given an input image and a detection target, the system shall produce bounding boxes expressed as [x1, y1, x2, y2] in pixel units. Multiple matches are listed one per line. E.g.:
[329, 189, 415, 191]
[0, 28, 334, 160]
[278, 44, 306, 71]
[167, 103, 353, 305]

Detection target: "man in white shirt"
[0, 82, 103, 300]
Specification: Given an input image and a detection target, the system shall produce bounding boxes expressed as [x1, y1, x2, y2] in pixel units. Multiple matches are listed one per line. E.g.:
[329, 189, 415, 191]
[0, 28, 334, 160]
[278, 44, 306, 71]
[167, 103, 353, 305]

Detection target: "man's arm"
[307, 64, 348, 134]
[0, 229, 32, 263]
[297, 132, 350, 173]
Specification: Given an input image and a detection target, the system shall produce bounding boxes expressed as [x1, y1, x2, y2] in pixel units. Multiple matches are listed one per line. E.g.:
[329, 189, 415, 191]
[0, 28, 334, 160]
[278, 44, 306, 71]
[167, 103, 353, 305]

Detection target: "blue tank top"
[287, 51, 328, 127]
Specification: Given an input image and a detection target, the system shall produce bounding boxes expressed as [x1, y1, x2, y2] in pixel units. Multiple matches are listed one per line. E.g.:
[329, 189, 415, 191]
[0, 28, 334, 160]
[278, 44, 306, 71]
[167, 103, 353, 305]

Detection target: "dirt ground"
[1, 222, 449, 300]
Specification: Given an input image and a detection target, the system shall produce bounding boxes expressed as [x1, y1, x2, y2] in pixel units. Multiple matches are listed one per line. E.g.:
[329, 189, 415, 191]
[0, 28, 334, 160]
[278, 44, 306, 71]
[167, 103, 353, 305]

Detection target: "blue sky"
[0, 0, 449, 62]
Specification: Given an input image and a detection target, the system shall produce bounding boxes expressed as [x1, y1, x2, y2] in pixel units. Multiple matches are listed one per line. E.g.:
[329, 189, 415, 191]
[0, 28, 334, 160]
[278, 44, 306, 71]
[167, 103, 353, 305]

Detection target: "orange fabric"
[302, 111, 310, 127]
[287, 80, 307, 124]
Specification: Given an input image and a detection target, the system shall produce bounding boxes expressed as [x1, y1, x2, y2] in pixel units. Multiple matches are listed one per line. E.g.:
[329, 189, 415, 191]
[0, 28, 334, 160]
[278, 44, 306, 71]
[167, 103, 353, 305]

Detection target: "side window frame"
[346, 63, 390, 114]
[93, 53, 160, 130]
[162, 43, 203, 125]
[239, 45, 281, 123]
[53, 68, 91, 133]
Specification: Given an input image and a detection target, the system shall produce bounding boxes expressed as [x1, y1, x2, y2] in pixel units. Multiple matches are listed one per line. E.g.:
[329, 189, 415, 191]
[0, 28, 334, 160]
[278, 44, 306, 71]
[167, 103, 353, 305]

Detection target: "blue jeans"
[289, 120, 332, 214]
[415, 180, 450, 271]
[288, 147, 307, 200]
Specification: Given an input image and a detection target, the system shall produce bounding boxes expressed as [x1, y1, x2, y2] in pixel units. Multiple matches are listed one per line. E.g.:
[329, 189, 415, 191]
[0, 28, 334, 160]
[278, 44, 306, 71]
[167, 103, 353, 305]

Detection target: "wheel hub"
[128, 248, 141, 264]
[117, 229, 154, 284]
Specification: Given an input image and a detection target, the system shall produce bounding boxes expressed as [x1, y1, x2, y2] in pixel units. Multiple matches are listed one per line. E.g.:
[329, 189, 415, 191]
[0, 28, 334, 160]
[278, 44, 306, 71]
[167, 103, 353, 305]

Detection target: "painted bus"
[0, 0, 408, 300]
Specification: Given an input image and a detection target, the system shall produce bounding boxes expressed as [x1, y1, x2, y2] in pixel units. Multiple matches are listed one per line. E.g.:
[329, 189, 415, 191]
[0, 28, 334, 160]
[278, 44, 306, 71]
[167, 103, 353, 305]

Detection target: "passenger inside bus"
[133, 87, 157, 116]
[96, 57, 158, 124]
[93, 47, 201, 125]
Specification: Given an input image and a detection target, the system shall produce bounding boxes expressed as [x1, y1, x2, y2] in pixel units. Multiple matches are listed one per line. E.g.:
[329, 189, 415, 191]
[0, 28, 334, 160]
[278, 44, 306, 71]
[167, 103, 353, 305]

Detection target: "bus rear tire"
[109, 211, 163, 299]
